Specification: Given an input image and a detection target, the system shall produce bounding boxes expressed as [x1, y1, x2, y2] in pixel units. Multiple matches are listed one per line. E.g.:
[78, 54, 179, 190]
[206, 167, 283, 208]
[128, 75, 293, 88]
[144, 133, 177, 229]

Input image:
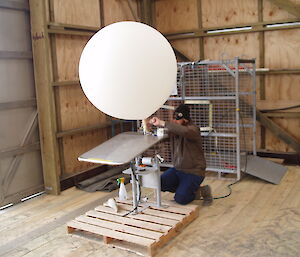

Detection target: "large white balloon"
[79, 21, 177, 120]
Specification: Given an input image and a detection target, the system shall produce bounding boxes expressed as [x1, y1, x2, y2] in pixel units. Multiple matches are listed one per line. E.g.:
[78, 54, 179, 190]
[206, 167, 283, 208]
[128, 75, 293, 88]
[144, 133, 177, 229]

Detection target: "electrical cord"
[122, 162, 141, 217]
[260, 104, 300, 112]
[202, 109, 249, 201]
[212, 180, 239, 200]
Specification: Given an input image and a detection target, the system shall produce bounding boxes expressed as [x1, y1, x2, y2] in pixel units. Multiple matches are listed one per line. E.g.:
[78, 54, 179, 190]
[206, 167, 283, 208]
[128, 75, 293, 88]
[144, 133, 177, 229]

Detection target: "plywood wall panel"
[263, 0, 300, 22]
[103, 0, 138, 25]
[55, 35, 89, 81]
[62, 130, 107, 175]
[204, 33, 260, 62]
[265, 29, 300, 69]
[52, 0, 101, 27]
[265, 75, 300, 101]
[265, 118, 300, 152]
[155, 0, 198, 33]
[202, 0, 258, 28]
[171, 38, 200, 61]
[57, 85, 107, 131]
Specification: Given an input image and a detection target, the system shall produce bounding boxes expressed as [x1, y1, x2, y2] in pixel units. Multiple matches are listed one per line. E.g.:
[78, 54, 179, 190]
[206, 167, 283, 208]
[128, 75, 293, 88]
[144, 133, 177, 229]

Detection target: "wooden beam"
[141, 0, 152, 25]
[256, 110, 300, 154]
[197, 0, 204, 60]
[126, 0, 139, 21]
[265, 112, 300, 118]
[0, 99, 36, 111]
[258, 0, 266, 149]
[29, 0, 61, 195]
[0, 50, 32, 59]
[267, 0, 300, 18]
[173, 48, 191, 62]
[166, 23, 300, 40]
[0, 0, 29, 11]
[2, 112, 39, 199]
[99, 0, 105, 28]
[164, 18, 300, 36]
[257, 69, 300, 74]
[0, 143, 40, 159]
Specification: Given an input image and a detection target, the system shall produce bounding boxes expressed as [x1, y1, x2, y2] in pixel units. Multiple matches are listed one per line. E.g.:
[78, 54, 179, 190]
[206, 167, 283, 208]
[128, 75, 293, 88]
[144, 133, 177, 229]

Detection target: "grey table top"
[78, 132, 165, 165]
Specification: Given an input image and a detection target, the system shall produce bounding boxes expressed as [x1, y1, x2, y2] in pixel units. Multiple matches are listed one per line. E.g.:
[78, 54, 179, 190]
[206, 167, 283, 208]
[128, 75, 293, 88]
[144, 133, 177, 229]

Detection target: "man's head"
[173, 104, 190, 125]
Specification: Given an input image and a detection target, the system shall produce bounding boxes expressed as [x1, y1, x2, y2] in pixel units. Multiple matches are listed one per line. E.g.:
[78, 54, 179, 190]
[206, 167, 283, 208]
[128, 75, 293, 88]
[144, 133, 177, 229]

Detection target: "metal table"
[78, 132, 166, 210]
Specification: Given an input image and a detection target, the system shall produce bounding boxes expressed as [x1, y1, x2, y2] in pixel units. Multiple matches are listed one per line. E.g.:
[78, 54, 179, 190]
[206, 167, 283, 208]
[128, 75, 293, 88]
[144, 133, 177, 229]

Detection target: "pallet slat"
[79, 214, 163, 239]
[67, 200, 199, 256]
[116, 204, 178, 226]
[116, 199, 193, 215]
[67, 220, 155, 247]
[86, 210, 170, 233]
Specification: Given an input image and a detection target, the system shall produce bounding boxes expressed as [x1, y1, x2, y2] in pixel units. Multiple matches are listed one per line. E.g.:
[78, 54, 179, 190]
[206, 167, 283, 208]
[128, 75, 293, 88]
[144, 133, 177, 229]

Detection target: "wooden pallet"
[67, 199, 199, 256]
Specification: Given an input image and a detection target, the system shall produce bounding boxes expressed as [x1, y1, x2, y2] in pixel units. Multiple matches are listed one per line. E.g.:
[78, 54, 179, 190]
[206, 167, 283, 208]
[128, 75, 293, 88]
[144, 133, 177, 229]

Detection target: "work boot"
[200, 185, 213, 206]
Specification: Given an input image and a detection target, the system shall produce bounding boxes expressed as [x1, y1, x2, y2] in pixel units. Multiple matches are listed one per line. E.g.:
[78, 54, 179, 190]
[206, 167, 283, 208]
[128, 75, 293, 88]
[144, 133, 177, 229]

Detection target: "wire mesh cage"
[144, 58, 256, 180]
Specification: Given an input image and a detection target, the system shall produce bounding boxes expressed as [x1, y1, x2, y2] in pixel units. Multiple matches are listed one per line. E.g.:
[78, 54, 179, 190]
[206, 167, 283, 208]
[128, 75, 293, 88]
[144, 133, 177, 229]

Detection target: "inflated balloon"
[79, 21, 177, 120]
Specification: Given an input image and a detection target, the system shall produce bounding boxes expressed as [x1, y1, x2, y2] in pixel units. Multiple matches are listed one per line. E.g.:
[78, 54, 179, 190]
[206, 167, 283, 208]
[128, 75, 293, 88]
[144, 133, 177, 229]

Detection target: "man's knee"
[174, 193, 193, 205]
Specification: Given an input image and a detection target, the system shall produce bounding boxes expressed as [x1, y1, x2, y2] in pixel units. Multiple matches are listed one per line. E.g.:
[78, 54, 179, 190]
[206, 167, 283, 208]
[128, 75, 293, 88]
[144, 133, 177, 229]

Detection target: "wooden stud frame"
[29, 0, 61, 195]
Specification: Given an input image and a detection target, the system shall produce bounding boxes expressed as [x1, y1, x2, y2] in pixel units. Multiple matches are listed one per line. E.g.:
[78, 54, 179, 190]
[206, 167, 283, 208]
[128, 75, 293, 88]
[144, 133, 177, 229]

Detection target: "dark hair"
[174, 104, 190, 120]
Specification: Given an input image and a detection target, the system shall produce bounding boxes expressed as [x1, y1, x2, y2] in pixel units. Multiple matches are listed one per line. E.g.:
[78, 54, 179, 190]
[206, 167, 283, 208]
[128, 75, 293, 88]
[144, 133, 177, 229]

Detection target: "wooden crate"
[67, 199, 199, 256]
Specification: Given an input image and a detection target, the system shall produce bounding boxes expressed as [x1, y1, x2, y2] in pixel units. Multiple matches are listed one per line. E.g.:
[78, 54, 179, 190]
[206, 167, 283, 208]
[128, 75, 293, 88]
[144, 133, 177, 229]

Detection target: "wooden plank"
[265, 118, 300, 152]
[76, 215, 163, 240]
[86, 210, 171, 233]
[267, 0, 300, 18]
[264, 0, 300, 21]
[67, 220, 155, 246]
[265, 29, 300, 69]
[103, 0, 138, 26]
[173, 48, 192, 62]
[197, 0, 204, 59]
[117, 204, 179, 226]
[116, 199, 192, 215]
[204, 33, 260, 61]
[155, 0, 198, 34]
[257, 100, 300, 111]
[256, 110, 300, 153]
[53, 32, 108, 175]
[56, 122, 111, 138]
[0, 0, 29, 11]
[29, 0, 61, 194]
[61, 130, 107, 175]
[201, 0, 258, 28]
[116, 202, 185, 221]
[258, 0, 265, 149]
[52, 0, 100, 27]
[264, 29, 300, 151]
[3, 167, 300, 257]
[171, 38, 200, 61]
[56, 85, 107, 131]
[0, 143, 40, 159]
[94, 205, 176, 226]
[265, 112, 300, 118]
[0, 99, 36, 111]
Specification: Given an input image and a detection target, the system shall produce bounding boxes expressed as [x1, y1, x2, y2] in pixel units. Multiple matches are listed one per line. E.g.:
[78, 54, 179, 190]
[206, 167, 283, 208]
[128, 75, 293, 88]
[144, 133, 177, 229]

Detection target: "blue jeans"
[161, 168, 204, 205]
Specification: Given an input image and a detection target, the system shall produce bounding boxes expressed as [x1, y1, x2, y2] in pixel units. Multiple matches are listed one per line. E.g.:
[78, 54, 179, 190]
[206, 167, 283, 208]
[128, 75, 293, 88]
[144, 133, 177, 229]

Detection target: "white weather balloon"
[79, 21, 177, 120]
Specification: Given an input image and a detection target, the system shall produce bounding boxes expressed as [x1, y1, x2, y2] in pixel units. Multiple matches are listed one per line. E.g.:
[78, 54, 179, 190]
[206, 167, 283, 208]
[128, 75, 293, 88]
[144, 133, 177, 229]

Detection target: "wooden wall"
[30, 0, 140, 193]
[30, 0, 299, 194]
[154, 0, 300, 153]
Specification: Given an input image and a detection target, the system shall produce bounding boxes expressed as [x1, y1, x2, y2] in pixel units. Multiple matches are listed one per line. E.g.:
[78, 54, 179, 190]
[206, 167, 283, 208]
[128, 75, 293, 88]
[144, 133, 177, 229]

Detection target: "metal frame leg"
[154, 157, 162, 207]
[130, 162, 138, 214]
